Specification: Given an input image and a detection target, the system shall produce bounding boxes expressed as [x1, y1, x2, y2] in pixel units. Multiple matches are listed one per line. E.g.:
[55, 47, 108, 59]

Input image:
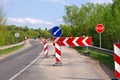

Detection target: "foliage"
[0, 4, 7, 46]
[0, 25, 51, 46]
[60, 24, 72, 37]
[0, 3, 52, 46]
[0, 4, 6, 25]
[62, 0, 120, 49]
[0, 45, 23, 55]
[0, 25, 7, 45]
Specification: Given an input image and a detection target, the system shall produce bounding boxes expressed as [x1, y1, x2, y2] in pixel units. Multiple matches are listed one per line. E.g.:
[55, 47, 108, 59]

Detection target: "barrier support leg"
[113, 43, 120, 80]
[43, 40, 49, 58]
[53, 41, 62, 66]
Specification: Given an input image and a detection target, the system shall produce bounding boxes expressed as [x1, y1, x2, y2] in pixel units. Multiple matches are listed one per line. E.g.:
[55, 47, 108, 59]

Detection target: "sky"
[0, 0, 113, 29]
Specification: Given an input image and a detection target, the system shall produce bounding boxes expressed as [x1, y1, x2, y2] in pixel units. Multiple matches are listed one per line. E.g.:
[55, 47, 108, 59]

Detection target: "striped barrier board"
[114, 43, 120, 78]
[53, 37, 92, 46]
[43, 40, 48, 57]
[52, 37, 92, 66]
[54, 41, 62, 66]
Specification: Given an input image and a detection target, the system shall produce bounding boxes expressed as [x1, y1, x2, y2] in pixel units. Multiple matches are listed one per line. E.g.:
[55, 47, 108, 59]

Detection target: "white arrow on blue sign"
[51, 26, 62, 37]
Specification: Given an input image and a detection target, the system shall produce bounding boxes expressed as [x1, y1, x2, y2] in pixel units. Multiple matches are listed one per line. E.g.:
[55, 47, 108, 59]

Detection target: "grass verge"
[0, 45, 24, 55]
[74, 47, 114, 69]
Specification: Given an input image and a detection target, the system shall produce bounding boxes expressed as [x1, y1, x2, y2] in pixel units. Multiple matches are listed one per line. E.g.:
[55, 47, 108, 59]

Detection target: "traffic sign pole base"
[84, 51, 90, 56]
[53, 62, 62, 66]
[112, 78, 118, 80]
[52, 54, 55, 56]
[42, 56, 49, 58]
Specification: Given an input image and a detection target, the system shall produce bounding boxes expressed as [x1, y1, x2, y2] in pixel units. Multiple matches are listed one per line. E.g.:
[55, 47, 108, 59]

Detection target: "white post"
[118, 39, 119, 43]
[99, 33, 101, 48]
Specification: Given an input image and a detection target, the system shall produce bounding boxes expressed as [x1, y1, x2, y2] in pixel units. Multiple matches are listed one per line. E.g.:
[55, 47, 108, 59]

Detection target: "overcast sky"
[0, 0, 113, 29]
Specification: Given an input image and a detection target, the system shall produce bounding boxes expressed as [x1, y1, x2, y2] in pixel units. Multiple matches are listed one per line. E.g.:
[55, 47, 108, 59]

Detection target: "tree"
[62, 2, 120, 49]
[0, 4, 7, 46]
[63, 5, 79, 27]
[60, 24, 72, 37]
[0, 26, 7, 46]
[0, 3, 6, 25]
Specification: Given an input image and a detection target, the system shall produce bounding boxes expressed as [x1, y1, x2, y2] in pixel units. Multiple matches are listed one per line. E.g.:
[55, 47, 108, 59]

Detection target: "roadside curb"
[0, 44, 32, 60]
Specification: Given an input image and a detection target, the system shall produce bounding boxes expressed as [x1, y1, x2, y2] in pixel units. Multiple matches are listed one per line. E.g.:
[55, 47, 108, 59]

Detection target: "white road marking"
[9, 51, 44, 80]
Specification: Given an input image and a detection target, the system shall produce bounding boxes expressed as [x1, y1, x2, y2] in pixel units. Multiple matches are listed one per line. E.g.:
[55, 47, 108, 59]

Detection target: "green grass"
[74, 47, 114, 69]
[0, 45, 24, 55]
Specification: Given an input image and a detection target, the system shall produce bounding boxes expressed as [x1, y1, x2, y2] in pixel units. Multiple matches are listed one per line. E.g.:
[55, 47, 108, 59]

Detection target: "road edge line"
[9, 51, 44, 80]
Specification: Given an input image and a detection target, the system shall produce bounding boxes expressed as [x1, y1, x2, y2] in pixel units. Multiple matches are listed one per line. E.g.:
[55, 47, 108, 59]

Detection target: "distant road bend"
[0, 40, 43, 80]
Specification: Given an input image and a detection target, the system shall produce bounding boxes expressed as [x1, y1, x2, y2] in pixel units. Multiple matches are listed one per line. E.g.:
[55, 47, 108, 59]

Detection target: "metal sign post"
[51, 26, 62, 66]
[95, 24, 105, 48]
[99, 33, 101, 48]
[15, 32, 20, 43]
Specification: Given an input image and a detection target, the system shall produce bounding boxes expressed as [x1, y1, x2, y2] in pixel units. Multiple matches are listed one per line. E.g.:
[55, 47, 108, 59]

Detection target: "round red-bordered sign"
[95, 24, 105, 33]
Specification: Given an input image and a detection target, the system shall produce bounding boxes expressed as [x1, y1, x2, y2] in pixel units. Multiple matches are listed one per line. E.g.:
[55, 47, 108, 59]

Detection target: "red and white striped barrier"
[43, 40, 48, 57]
[54, 41, 62, 66]
[53, 37, 92, 46]
[114, 43, 120, 78]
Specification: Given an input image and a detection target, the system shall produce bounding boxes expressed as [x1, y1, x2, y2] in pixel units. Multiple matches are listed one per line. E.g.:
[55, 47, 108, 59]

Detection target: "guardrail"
[88, 46, 114, 57]
[0, 42, 25, 50]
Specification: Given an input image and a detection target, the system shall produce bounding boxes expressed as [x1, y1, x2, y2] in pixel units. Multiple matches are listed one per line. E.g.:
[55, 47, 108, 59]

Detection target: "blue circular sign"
[51, 26, 62, 37]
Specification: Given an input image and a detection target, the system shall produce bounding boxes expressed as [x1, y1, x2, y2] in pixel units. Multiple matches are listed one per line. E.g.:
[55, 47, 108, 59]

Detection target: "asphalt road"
[11, 42, 114, 80]
[0, 40, 43, 80]
[0, 40, 114, 80]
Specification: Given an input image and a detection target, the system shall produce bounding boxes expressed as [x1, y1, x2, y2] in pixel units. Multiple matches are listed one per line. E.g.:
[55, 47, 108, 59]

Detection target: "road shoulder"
[0, 43, 31, 60]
